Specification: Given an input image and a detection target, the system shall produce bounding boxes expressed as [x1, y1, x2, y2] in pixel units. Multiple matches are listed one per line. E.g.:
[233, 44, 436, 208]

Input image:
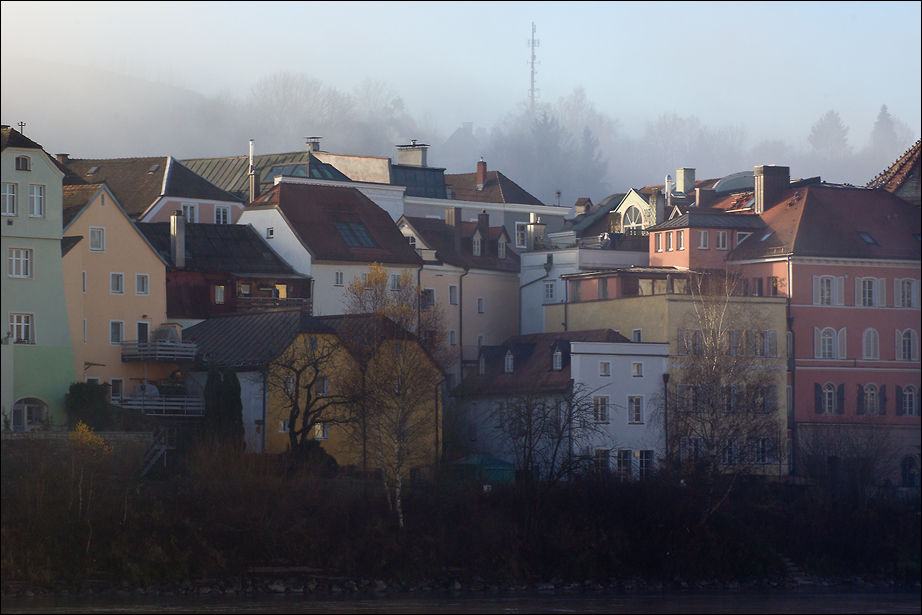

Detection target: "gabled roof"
[316, 314, 419, 367]
[248, 182, 422, 265]
[182, 151, 350, 201]
[184, 308, 333, 369]
[137, 221, 306, 276]
[866, 139, 921, 207]
[567, 193, 627, 234]
[62, 156, 240, 218]
[401, 216, 520, 273]
[445, 170, 546, 206]
[1, 125, 43, 150]
[453, 330, 628, 398]
[727, 184, 922, 261]
[62, 183, 107, 228]
[648, 209, 766, 232]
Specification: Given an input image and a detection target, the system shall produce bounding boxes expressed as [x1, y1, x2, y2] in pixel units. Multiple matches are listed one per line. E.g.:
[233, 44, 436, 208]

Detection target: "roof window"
[87, 166, 99, 175]
[334, 221, 378, 248]
[148, 164, 160, 174]
[857, 232, 879, 246]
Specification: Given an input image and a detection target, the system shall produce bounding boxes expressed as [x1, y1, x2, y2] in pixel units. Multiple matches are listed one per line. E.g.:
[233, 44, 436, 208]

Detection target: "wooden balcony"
[121, 340, 197, 363]
[113, 395, 204, 416]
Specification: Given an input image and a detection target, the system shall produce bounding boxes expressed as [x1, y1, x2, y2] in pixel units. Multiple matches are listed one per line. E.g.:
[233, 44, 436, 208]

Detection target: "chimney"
[676, 168, 695, 194]
[754, 165, 790, 214]
[170, 210, 186, 269]
[248, 139, 260, 202]
[396, 140, 428, 167]
[477, 210, 491, 257]
[476, 158, 487, 190]
[665, 175, 673, 210]
[445, 207, 462, 253]
[305, 136, 322, 152]
[695, 188, 716, 208]
[56, 153, 69, 164]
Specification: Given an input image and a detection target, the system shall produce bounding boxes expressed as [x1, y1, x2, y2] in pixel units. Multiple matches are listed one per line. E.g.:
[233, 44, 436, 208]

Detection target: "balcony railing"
[121, 340, 197, 363]
[236, 296, 311, 311]
[113, 395, 204, 416]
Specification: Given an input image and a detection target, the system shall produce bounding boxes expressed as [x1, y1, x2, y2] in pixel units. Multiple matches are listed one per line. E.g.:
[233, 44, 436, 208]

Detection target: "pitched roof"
[182, 151, 350, 201]
[62, 156, 240, 218]
[61, 235, 83, 257]
[866, 139, 921, 207]
[249, 182, 422, 265]
[445, 170, 546, 206]
[62, 183, 106, 228]
[401, 216, 520, 273]
[452, 330, 628, 398]
[649, 209, 767, 232]
[136, 221, 307, 276]
[183, 308, 333, 369]
[567, 193, 627, 234]
[727, 184, 922, 261]
[1, 125, 44, 151]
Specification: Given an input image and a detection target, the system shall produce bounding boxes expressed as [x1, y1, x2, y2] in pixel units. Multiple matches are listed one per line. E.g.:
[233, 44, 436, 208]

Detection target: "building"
[2, 126, 76, 430]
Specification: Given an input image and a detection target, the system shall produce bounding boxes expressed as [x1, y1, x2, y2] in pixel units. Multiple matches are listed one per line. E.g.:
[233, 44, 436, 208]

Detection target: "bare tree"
[667, 272, 787, 525]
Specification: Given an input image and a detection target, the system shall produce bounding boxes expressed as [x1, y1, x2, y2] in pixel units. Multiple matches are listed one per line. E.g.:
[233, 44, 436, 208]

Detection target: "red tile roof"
[445, 170, 546, 206]
[867, 139, 921, 207]
[250, 182, 422, 266]
[401, 216, 520, 273]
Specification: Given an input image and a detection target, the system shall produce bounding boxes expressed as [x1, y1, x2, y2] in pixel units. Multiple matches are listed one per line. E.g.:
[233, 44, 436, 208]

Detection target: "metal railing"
[121, 340, 197, 362]
[113, 395, 204, 416]
[236, 296, 311, 311]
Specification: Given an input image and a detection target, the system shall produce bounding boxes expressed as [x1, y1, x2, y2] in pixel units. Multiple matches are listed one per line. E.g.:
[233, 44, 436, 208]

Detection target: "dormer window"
[473, 235, 482, 256]
[14, 156, 31, 171]
[552, 349, 562, 371]
[504, 350, 514, 373]
[498, 239, 506, 259]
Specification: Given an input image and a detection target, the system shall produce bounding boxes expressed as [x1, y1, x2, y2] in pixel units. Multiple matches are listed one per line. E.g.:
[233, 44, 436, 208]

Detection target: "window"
[748, 330, 777, 357]
[28, 185, 44, 217]
[698, 230, 709, 249]
[8, 248, 31, 278]
[623, 205, 644, 231]
[15, 156, 31, 171]
[309, 336, 318, 349]
[677, 230, 684, 250]
[419, 288, 435, 311]
[666, 232, 673, 251]
[598, 279, 608, 300]
[753, 277, 764, 297]
[472, 235, 481, 256]
[820, 328, 835, 359]
[716, 231, 728, 250]
[314, 422, 329, 440]
[111, 379, 124, 399]
[617, 450, 632, 478]
[900, 385, 918, 417]
[860, 384, 880, 415]
[599, 361, 611, 377]
[214, 285, 225, 304]
[110, 320, 124, 345]
[677, 384, 698, 412]
[135, 274, 149, 295]
[897, 329, 919, 361]
[632, 362, 643, 377]
[628, 396, 643, 424]
[362, 273, 370, 289]
[266, 227, 274, 239]
[110, 273, 124, 294]
[683, 437, 704, 461]
[10, 313, 33, 344]
[90, 227, 105, 251]
[678, 328, 702, 356]
[498, 239, 506, 259]
[594, 449, 611, 473]
[821, 383, 837, 414]
[632, 329, 642, 343]
[279, 420, 289, 433]
[813, 275, 845, 306]
[770, 276, 780, 296]
[515, 222, 527, 248]
[504, 350, 514, 373]
[314, 376, 329, 397]
[449, 284, 458, 305]
[814, 327, 846, 360]
[137, 321, 149, 341]
[477, 297, 485, 314]
[593, 396, 609, 422]
[181, 203, 197, 223]
[390, 274, 400, 291]
[856, 277, 886, 307]
[862, 328, 879, 360]
[722, 439, 737, 465]
[334, 271, 344, 287]
[655, 233, 662, 252]
[571, 280, 581, 302]
[11, 398, 47, 432]
[553, 349, 562, 371]
[544, 281, 555, 301]
[857, 231, 878, 246]
[449, 329, 457, 346]
[754, 438, 772, 465]
[639, 450, 654, 478]
[1, 183, 16, 215]
[897, 278, 919, 308]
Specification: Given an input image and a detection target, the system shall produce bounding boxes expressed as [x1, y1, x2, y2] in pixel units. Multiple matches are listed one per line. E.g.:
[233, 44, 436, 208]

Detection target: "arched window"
[552, 349, 562, 371]
[623, 205, 644, 232]
[863, 384, 879, 415]
[822, 383, 836, 414]
[504, 350, 514, 373]
[862, 328, 879, 359]
[898, 329, 919, 361]
[820, 328, 836, 359]
[14, 156, 31, 171]
[903, 385, 918, 417]
[12, 397, 47, 432]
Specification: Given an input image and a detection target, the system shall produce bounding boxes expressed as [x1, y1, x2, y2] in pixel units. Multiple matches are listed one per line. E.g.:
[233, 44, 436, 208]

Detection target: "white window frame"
[14, 155, 31, 171]
[449, 284, 458, 305]
[477, 297, 485, 314]
[903, 385, 918, 417]
[110, 272, 124, 295]
[181, 202, 197, 224]
[632, 362, 643, 377]
[544, 281, 555, 301]
[815, 327, 846, 360]
[698, 230, 709, 249]
[666, 232, 673, 251]
[472, 235, 481, 256]
[214, 205, 230, 224]
[89, 227, 106, 252]
[862, 328, 879, 360]
[553, 349, 562, 371]
[449, 329, 457, 346]
[655, 233, 662, 252]
[677, 230, 684, 251]
[421, 288, 436, 311]
[599, 361, 611, 377]
[135, 273, 150, 296]
[515, 222, 527, 248]
[896, 278, 920, 309]
[314, 422, 329, 440]
[498, 239, 506, 259]
[28, 184, 45, 218]
[628, 396, 643, 424]
[632, 329, 642, 343]
[897, 329, 919, 361]
[334, 271, 344, 287]
[109, 320, 125, 345]
[716, 230, 728, 250]
[504, 350, 514, 373]
[677, 384, 699, 412]
[593, 396, 610, 423]
[8, 248, 32, 278]
[822, 382, 836, 414]
[214, 285, 225, 304]
[10, 313, 34, 344]
[266, 227, 274, 239]
[1, 183, 17, 216]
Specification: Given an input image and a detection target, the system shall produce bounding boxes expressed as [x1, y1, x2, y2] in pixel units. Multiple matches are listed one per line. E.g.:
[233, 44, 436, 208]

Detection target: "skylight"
[857, 232, 879, 246]
[334, 222, 378, 248]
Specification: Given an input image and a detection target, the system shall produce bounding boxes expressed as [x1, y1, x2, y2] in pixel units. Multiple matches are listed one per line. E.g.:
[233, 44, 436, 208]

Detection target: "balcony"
[236, 296, 311, 311]
[121, 340, 197, 363]
[113, 395, 204, 416]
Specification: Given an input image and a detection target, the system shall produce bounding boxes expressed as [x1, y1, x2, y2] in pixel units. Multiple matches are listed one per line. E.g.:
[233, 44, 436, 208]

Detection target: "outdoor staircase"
[141, 428, 176, 477]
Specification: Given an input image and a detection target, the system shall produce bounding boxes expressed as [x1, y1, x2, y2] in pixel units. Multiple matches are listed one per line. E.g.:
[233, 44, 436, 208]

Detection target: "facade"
[62, 156, 243, 223]
[1, 126, 75, 430]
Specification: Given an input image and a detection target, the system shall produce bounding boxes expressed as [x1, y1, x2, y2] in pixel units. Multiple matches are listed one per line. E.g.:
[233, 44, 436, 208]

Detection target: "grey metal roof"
[648, 211, 766, 232]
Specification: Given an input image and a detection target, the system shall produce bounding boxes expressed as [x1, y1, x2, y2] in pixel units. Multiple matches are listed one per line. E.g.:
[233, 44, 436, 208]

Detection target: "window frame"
[8, 248, 32, 279]
[654, 233, 662, 252]
[28, 184, 45, 218]
[10, 313, 34, 344]
[515, 222, 527, 248]
[544, 281, 555, 302]
[599, 361, 611, 377]
[109, 320, 125, 345]
[334, 271, 344, 287]
[135, 273, 150, 296]
[665, 231, 673, 252]
[698, 230, 709, 249]
[472, 235, 481, 257]
[593, 396, 610, 423]
[628, 396, 644, 424]
[632, 362, 643, 377]
[214, 205, 230, 225]
[1, 182, 17, 216]
[716, 230, 728, 250]
[181, 202, 197, 224]
[14, 156, 31, 171]
[477, 297, 485, 314]
[89, 227, 106, 252]
[110, 272, 125, 295]
[862, 328, 879, 360]
[214, 285, 225, 304]
[677, 230, 684, 251]
[449, 284, 459, 305]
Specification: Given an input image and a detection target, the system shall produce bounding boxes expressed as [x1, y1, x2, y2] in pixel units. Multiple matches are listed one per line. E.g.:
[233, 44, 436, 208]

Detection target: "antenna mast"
[527, 22, 540, 116]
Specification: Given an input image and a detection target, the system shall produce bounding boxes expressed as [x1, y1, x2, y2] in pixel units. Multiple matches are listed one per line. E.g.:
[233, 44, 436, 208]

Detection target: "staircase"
[141, 428, 176, 477]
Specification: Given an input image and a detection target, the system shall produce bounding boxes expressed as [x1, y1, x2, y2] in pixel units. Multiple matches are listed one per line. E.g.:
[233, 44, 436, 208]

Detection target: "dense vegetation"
[1, 436, 918, 588]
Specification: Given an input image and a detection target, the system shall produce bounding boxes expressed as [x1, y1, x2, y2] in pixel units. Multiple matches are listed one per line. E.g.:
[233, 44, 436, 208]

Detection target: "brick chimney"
[56, 153, 69, 164]
[754, 165, 790, 214]
[445, 207, 462, 253]
[170, 210, 186, 269]
[396, 140, 428, 167]
[476, 158, 487, 190]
